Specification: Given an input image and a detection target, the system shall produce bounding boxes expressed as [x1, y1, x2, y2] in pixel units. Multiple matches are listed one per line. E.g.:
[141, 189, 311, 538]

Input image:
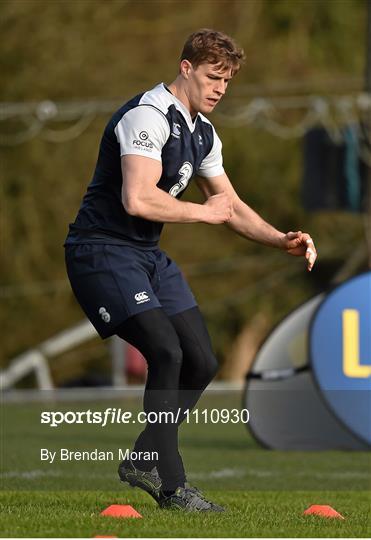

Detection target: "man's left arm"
[195, 173, 317, 272]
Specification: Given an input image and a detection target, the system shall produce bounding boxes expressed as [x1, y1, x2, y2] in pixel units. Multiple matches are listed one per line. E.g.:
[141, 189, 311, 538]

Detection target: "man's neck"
[167, 78, 197, 119]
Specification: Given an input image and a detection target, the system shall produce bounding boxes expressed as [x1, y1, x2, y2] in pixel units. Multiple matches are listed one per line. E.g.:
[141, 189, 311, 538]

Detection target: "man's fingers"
[306, 247, 315, 259]
[285, 231, 317, 271]
[287, 237, 303, 249]
[298, 234, 317, 270]
[306, 246, 317, 271]
[286, 231, 301, 240]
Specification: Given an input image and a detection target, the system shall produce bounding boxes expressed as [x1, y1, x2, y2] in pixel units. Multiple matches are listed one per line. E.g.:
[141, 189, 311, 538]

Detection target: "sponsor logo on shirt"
[134, 291, 150, 304]
[171, 122, 181, 139]
[132, 130, 154, 151]
[169, 161, 193, 197]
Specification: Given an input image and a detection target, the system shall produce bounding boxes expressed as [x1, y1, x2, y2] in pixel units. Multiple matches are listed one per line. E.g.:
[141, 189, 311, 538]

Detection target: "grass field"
[1, 391, 370, 537]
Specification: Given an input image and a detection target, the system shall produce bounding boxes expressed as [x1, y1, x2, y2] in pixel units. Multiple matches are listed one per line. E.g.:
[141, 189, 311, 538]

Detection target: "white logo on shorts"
[135, 291, 150, 304]
[98, 306, 111, 323]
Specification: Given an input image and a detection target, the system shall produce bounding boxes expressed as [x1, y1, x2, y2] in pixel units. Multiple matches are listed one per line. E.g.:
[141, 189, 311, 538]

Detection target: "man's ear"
[180, 59, 192, 79]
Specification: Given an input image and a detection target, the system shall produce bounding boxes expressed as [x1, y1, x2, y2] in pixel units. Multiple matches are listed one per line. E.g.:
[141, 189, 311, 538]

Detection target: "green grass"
[1, 393, 370, 537]
[1, 489, 370, 538]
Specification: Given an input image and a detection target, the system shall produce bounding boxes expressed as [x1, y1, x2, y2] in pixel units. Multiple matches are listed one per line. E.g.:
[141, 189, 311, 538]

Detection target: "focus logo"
[132, 131, 153, 149]
[310, 272, 371, 445]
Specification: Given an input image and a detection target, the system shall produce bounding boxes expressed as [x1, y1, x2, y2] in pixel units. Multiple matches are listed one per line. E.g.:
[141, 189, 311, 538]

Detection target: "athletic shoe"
[159, 486, 225, 512]
[185, 483, 225, 512]
[118, 459, 162, 502]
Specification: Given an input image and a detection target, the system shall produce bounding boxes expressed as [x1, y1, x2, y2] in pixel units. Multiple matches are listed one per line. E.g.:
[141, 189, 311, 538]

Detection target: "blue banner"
[310, 272, 371, 446]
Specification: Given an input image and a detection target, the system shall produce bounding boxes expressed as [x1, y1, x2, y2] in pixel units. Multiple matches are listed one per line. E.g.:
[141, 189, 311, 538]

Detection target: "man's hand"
[281, 231, 317, 272]
[203, 192, 233, 224]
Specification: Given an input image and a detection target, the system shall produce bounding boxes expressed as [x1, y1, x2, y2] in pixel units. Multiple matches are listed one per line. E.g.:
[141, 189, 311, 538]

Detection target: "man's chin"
[199, 103, 216, 115]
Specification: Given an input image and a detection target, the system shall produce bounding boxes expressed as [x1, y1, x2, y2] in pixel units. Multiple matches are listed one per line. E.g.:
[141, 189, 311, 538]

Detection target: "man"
[65, 29, 317, 512]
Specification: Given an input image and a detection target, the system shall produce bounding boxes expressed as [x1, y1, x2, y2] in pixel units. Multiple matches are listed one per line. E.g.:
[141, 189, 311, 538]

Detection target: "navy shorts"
[65, 244, 197, 338]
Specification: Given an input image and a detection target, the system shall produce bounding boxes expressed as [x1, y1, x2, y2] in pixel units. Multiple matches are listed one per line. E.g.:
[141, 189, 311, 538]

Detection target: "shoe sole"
[160, 503, 224, 512]
[119, 470, 161, 502]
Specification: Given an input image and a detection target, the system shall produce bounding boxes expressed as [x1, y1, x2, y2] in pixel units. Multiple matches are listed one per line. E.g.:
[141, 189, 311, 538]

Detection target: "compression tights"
[116, 306, 218, 491]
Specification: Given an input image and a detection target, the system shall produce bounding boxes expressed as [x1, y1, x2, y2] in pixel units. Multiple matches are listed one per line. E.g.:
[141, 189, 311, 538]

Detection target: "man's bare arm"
[196, 173, 317, 271]
[121, 155, 232, 225]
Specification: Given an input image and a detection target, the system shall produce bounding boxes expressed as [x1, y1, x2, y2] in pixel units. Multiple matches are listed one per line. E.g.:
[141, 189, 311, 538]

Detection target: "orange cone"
[304, 505, 344, 519]
[101, 504, 142, 518]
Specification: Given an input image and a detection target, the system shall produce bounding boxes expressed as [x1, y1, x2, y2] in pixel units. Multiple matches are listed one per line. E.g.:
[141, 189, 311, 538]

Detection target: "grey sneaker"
[118, 459, 162, 502]
[159, 486, 225, 512]
[185, 483, 225, 512]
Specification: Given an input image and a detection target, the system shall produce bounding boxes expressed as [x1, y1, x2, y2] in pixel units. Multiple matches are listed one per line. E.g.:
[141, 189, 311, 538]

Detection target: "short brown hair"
[181, 29, 245, 75]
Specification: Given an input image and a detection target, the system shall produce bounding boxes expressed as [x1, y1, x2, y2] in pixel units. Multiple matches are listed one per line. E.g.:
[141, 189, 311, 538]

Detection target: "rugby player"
[65, 29, 317, 512]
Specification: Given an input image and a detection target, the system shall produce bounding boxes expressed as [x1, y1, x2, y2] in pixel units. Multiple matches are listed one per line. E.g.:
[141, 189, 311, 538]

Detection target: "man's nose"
[215, 80, 226, 95]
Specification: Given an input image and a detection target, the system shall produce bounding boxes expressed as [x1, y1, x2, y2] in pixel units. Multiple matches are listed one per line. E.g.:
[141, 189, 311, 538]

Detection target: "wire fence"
[1, 92, 370, 164]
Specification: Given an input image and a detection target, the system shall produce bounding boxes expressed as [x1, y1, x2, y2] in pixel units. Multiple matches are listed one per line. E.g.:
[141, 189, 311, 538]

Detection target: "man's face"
[182, 61, 233, 116]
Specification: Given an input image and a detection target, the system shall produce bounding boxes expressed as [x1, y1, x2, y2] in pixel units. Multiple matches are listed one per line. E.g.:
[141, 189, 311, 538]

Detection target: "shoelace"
[123, 461, 161, 488]
[186, 485, 212, 503]
[145, 468, 160, 481]
[186, 484, 223, 510]
[180, 487, 212, 510]
[187, 484, 202, 495]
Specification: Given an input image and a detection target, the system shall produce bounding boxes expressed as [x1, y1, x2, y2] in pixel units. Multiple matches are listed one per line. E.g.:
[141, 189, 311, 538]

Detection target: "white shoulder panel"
[140, 83, 197, 132]
[198, 112, 213, 126]
[114, 105, 170, 160]
[139, 83, 175, 116]
[197, 121, 225, 178]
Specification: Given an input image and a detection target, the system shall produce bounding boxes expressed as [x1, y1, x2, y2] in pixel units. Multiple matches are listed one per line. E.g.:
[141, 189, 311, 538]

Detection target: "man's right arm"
[121, 154, 233, 225]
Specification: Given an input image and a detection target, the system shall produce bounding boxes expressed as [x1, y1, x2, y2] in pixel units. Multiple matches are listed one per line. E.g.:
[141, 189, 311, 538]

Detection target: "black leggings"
[116, 306, 218, 490]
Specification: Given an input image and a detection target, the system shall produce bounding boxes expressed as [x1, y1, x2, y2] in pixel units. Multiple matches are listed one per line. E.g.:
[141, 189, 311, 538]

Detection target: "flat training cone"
[304, 505, 344, 519]
[101, 504, 142, 518]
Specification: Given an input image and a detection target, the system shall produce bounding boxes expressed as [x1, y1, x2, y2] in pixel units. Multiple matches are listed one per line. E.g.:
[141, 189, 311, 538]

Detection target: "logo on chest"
[171, 123, 181, 139]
